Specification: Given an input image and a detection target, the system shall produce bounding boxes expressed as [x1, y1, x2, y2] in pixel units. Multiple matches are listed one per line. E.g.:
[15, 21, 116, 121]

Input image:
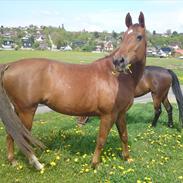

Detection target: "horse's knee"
[156, 107, 162, 115]
[167, 105, 173, 114]
[122, 134, 128, 143]
[152, 107, 162, 127]
[97, 137, 105, 149]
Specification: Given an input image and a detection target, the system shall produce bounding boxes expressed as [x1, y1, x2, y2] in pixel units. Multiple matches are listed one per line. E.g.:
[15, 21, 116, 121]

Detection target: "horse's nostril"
[120, 57, 125, 63]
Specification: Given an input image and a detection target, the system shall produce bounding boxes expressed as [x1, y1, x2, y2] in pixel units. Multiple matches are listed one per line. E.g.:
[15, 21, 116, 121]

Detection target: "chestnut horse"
[0, 12, 146, 170]
[78, 66, 183, 128]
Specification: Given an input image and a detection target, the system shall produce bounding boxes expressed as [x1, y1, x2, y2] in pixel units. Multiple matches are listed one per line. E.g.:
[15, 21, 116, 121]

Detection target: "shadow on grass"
[16, 103, 179, 161]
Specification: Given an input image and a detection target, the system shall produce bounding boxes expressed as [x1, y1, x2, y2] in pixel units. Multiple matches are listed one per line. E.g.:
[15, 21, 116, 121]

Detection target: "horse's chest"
[98, 84, 134, 113]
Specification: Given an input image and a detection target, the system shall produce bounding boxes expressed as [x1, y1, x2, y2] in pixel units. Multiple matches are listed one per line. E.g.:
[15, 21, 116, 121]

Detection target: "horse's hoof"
[35, 163, 44, 170]
[168, 124, 173, 128]
[127, 158, 134, 163]
[77, 123, 84, 128]
[91, 162, 99, 169]
[10, 159, 18, 167]
[151, 124, 156, 128]
[29, 154, 44, 170]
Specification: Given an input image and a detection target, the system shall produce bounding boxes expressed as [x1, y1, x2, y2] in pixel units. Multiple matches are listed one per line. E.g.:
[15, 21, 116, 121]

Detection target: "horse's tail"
[168, 69, 183, 128]
[0, 64, 45, 158]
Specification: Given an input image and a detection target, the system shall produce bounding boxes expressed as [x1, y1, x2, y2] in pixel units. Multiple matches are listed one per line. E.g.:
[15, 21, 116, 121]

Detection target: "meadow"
[0, 50, 183, 83]
[0, 50, 182, 183]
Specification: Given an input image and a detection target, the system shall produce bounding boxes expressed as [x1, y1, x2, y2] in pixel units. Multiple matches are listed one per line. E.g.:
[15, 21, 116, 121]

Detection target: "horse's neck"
[130, 58, 146, 87]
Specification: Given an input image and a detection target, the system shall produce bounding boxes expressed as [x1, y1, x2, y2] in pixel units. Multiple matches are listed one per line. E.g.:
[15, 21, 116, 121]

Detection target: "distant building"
[22, 36, 33, 49]
[104, 41, 113, 51]
[2, 39, 14, 49]
[175, 49, 183, 56]
[64, 45, 72, 51]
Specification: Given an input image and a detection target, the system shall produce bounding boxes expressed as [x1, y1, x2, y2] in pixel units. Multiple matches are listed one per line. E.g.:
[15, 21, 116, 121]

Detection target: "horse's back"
[2, 58, 115, 115]
[135, 66, 172, 97]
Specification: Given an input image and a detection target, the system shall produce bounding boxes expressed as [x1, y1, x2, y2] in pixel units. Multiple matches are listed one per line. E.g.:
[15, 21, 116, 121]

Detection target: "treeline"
[44, 26, 119, 51]
[1, 24, 183, 51]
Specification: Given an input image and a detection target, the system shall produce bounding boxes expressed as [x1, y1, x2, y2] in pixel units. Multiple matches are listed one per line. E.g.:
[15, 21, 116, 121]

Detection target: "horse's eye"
[137, 35, 143, 41]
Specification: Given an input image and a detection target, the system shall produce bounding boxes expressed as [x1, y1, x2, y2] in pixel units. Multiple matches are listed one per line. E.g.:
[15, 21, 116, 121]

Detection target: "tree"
[112, 31, 118, 39]
[93, 31, 99, 39]
[172, 31, 178, 36]
[0, 26, 4, 34]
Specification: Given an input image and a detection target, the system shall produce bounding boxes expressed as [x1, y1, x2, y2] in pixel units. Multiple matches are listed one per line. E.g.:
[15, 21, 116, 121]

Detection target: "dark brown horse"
[135, 66, 183, 127]
[78, 66, 183, 128]
[0, 12, 146, 170]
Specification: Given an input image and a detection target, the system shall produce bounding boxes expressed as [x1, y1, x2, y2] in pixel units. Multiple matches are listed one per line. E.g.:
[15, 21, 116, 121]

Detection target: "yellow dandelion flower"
[74, 158, 79, 162]
[56, 155, 60, 160]
[82, 154, 87, 158]
[15, 178, 19, 182]
[137, 180, 142, 183]
[40, 168, 45, 174]
[46, 149, 51, 153]
[177, 135, 181, 138]
[84, 168, 90, 173]
[144, 177, 151, 181]
[118, 166, 124, 170]
[50, 161, 56, 166]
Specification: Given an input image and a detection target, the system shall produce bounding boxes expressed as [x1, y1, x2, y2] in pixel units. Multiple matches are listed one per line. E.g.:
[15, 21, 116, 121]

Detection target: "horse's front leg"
[115, 112, 130, 161]
[92, 114, 115, 168]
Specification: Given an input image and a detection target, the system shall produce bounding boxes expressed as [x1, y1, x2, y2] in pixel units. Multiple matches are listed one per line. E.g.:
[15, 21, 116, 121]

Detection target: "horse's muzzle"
[112, 57, 130, 73]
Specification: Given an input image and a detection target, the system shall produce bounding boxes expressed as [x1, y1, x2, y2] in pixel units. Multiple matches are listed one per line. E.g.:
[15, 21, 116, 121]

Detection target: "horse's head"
[113, 12, 146, 73]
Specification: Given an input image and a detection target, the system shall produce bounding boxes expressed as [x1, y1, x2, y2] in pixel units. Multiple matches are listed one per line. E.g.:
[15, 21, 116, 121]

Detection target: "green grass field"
[0, 50, 183, 182]
[0, 103, 182, 183]
[0, 50, 183, 83]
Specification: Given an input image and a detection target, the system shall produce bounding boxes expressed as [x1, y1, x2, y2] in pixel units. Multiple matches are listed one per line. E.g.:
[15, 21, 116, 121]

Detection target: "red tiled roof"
[175, 49, 183, 54]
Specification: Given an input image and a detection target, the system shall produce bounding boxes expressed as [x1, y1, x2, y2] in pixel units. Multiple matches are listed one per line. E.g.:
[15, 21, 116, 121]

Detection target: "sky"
[1, 0, 183, 33]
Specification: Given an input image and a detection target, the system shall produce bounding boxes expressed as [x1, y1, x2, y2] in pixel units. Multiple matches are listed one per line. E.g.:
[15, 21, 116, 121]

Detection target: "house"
[175, 49, 183, 55]
[169, 44, 180, 50]
[2, 39, 14, 50]
[39, 42, 48, 50]
[95, 45, 102, 52]
[64, 45, 72, 51]
[72, 40, 86, 48]
[104, 41, 113, 51]
[35, 35, 44, 42]
[21, 36, 33, 49]
[160, 47, 172, 55]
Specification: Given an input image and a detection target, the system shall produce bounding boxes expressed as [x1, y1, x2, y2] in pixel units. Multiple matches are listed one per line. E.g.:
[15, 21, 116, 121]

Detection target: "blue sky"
[1, 0, 183, 33]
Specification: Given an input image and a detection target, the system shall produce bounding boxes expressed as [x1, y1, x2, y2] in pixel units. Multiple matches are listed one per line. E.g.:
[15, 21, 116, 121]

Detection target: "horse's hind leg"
[151, 93, 162, 127]
[6, 134, 16, 166]
[162, 97, 173, 128]
[6, 106, 43, 169]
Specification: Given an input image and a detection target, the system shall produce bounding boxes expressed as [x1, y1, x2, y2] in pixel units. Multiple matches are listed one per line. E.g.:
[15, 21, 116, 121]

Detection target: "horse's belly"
[45, 90, 99, 116]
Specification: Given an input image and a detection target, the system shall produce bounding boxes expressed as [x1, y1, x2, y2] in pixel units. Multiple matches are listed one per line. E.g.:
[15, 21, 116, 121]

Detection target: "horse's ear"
[125, 13, 132, 28]
[139, 12, 145, 28]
